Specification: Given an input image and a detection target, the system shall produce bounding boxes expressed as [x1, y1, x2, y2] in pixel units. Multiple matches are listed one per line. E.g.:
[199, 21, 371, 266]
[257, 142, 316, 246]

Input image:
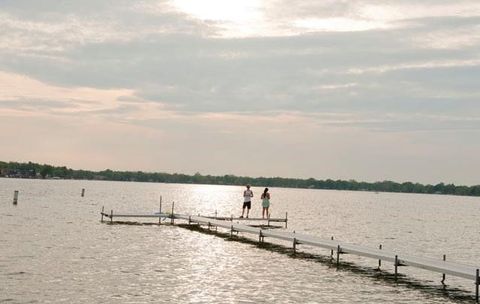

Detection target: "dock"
[100, 207, 480, 302]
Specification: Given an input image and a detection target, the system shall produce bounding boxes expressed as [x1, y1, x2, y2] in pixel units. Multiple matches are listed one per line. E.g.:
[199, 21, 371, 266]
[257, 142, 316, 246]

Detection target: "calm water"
[2, 178, 480, 303]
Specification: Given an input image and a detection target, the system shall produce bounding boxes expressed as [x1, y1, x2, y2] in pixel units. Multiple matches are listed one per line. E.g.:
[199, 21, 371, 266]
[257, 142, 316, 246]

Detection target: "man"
[240, 184, 253, 218]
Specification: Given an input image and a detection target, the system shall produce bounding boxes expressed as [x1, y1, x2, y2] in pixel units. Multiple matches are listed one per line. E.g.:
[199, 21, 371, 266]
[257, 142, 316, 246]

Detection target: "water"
[1, 178, 480, 303]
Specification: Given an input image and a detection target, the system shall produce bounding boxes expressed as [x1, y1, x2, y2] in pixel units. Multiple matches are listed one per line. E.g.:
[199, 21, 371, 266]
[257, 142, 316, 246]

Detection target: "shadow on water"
[105, 221, 476, 303]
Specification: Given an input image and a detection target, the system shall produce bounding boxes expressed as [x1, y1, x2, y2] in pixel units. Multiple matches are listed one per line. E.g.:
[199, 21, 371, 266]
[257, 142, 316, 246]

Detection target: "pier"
[100, 207, 480, 302]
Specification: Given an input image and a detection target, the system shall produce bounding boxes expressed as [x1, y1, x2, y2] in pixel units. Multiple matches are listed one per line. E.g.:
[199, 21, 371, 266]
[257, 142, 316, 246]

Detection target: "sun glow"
[171, 0, 262, 23]
[170, 0, 265, 37]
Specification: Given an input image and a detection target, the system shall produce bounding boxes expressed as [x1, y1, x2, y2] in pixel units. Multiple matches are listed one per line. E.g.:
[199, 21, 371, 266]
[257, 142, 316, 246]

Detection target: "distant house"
[3, 169, 36, 178]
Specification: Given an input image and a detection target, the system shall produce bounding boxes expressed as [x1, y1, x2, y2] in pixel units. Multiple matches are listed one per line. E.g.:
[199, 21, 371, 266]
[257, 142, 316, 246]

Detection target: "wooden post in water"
[378, 244, 382, 269]
[110, 210, 113, 223]
[441, 254, 446, 284]
[13, 190, 19, 205]
[158, 196, 162, 225]
[171, 202, 175, 225]
[475, 268, 479, 303]
[285, 212, 288, 228]
[230, 225, 234, 237]
[81, 188, 85, 197]
[336, 245, 341, 268]
[101, 206, 104, 222]
[293, 237, 297, 254]
[330, 236, 334, 259]
[394, 255, 399, 280]
[215, 210, 217, 219]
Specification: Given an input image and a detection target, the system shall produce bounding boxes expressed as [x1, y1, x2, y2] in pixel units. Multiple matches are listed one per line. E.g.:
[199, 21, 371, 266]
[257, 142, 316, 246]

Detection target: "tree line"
[1, 161, 479, 197]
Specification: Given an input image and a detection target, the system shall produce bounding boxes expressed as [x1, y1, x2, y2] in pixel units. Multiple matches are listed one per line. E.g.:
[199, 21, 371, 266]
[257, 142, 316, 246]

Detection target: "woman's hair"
[261, 188, 269, 199]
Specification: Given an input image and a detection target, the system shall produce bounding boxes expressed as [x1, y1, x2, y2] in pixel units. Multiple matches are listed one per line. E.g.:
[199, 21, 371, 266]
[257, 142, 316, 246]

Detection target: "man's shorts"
[243, 201, 251, 209]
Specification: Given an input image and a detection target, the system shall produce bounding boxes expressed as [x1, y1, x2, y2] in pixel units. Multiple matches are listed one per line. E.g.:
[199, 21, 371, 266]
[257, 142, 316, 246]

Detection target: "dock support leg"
[267, 215, 270, 227]
[378, 244, 382, 270]
[230, 225, 234, 237]
[476, 269, 479, 303]
[293, 238, 297, 254]
[171, 202, 175, 225]
[336, 245, 341, 268]
[101, 206, 104, 222]
[188, 216, 191, 225]
[259, 230, 264, 243]
[330, 236, 334, 259]
[441, 254, 446, 285]
[110, 210, 113, 224]
[215, 210, 217, 219]
[394, 255, 398, 280]
[285, 212, 288, 228]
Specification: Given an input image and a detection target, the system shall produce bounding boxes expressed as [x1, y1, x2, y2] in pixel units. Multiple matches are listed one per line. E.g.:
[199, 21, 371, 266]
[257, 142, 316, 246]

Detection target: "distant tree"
[1, 160, 480, 197]
[40, 165, 53, 178]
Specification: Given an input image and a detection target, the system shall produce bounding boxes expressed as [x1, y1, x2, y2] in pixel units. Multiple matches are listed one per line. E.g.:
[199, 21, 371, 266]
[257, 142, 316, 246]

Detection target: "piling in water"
[13, 190, 19, 205]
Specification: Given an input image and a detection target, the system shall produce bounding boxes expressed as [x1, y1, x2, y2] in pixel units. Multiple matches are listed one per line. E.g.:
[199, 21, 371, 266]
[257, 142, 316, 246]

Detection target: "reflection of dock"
[100, 205, 480, 302]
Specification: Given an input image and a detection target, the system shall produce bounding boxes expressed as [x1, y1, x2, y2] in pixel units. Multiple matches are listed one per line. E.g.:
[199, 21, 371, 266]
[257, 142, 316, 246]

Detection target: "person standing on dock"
[241, 184, 253, 218]
[261, 188, 270, 219]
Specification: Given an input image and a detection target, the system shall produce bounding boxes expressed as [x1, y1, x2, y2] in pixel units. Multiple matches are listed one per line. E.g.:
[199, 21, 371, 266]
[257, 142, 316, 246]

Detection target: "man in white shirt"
[241, 184, 253, 218]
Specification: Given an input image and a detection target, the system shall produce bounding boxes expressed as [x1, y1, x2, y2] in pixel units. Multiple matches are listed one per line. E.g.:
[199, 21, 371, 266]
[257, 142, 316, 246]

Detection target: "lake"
[2, 178, 480, 303]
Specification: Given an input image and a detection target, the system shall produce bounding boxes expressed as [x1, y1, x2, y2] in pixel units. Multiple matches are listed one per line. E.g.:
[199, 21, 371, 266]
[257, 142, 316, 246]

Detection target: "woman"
[261, 188, 270, 219]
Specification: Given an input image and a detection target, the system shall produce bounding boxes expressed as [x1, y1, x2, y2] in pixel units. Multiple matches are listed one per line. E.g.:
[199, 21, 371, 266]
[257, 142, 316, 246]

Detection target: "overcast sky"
[1, 0, 479, 185]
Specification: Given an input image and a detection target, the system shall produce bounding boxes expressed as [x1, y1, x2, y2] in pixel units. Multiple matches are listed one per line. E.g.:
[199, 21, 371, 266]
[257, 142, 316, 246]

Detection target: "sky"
[0, 0, 479, 185]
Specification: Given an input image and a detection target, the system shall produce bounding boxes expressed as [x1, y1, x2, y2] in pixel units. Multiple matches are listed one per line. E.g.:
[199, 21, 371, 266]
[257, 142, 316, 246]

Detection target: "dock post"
[159, 196, 162, 225]
[259, 230, 263, 243]
[188, 216, 191, 225]
[378, 244, 382, 269]
[285, 212, 288, 228]
[475, 268, 479, 303]
[330, 236, 334, 259]
[81, 188, 85, 197]
[230, 214, 233, 222]
[267, 214, 270, 227]
[336, 245, 341, 267]
[101, 206, 104, 222]
[13, 190, 18, 205]
[441, 254, 446, 284]
[230, 225, 234, 237]
[215, 210, 217, 219]
[293, 238, 297, 254]
[110, 210, 113, 223]
[394, 255, 398, 280]
[171, 202, 175, 225]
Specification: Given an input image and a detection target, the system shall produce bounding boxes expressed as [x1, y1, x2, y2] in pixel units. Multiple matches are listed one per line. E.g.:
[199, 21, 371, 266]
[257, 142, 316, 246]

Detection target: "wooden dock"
[100, 207, 480, 302]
